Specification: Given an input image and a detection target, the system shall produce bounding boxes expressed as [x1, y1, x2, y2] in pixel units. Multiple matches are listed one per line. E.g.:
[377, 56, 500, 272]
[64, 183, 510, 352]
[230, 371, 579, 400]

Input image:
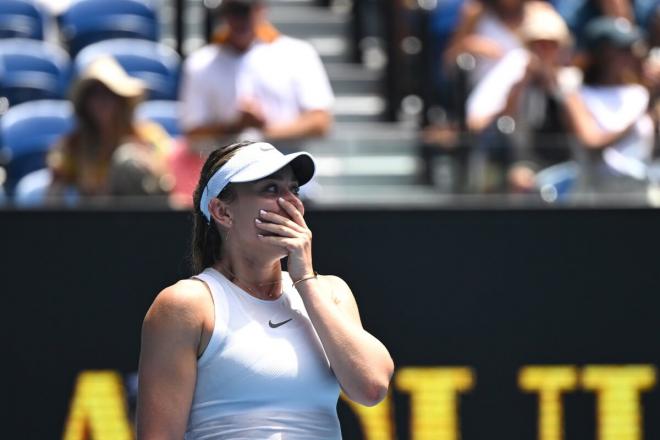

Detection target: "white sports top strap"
[191, 270, 229, 365]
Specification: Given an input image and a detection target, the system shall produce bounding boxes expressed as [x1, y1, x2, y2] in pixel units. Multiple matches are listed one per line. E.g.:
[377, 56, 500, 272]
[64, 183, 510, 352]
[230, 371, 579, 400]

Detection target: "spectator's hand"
[525, 54, 558, 91]
[508, 165, 536, 193]
[238, 99, 266, 129]
[643, 54, 660, 97]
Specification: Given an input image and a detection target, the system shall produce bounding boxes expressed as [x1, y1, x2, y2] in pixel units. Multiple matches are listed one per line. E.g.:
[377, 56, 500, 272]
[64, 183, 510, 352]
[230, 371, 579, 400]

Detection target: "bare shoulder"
[144, 279, 212, 332]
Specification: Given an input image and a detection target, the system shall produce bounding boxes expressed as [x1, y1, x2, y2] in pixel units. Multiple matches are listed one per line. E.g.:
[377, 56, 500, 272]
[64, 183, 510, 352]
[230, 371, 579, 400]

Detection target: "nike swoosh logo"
[268, 318, 293, 328]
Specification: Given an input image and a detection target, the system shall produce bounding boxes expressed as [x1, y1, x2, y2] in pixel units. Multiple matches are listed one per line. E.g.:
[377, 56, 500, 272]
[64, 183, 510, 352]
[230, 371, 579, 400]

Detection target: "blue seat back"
[536, 161, 580, 202]
[0, 39, 71, 106]
[0, 0, 45, 40]
[136, 100, 182, 137]
[1, 100, 75, 190]
[60, 0, 158, 55]
[76, 39, 181, 101]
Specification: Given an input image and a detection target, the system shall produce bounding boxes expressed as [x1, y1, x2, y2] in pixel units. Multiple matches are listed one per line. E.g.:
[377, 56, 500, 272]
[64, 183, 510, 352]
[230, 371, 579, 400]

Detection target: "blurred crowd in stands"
[0, 0, 333, 207]
[420, 0, 660, 201]
[2, 0, 660, 206]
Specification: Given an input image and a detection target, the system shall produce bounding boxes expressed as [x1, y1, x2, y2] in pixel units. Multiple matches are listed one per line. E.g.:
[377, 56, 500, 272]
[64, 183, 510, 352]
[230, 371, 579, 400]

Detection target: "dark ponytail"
[190, 141, 255, 273]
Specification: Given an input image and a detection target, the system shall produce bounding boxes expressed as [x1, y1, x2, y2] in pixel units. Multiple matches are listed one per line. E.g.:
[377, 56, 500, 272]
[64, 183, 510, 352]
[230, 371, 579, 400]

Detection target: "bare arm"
[184, 120, 244, 140]
[184, 107, 265, 141]
[136, 281, 210, 440]
[296, 275, 394, 406]
[562, 92, 635, 149]
[443, 1, 504, 67]
[263, 109, 333, 140]
[596, 0, 634, 20]
[256, 197, 394, 406]
[444, 1, 482, 64]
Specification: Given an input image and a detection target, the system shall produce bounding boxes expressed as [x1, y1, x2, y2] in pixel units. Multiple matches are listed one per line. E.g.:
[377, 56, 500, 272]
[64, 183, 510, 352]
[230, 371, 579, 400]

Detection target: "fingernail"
[255, 218, 262, 224]
[257, 234, 264, 238]
[259, 209, 267, 216]
[278, 197, 286, 203]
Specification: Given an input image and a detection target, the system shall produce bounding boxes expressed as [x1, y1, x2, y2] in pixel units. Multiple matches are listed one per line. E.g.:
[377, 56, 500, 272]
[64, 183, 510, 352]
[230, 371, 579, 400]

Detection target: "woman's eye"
[291, 186, 300, 196]
[264, 184, 277, 193]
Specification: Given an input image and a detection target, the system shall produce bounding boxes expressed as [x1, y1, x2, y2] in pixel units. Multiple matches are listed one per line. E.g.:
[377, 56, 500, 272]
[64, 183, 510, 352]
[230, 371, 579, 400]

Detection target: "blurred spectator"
[47, 56, 172, 199]
[562, 17, 654, 196]
[443, 0, 526, 87]
[552, 0, 660, 46]
[180, 0, 334, 152]
[467, 1, 578, 192]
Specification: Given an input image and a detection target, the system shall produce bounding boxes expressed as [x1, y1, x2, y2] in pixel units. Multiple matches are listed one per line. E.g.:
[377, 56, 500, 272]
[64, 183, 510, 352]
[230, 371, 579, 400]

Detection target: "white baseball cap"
[200, 142, 316, 222]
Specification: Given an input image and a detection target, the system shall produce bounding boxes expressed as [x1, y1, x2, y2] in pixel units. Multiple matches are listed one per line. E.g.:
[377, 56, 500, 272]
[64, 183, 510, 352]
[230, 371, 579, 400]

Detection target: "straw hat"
[520, 2, 572, 46]
[70, 56, 146, 105]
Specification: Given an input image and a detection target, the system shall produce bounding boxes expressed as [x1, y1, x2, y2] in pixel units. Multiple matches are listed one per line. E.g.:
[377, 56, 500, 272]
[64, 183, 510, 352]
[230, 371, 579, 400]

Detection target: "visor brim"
[229, 152, 316, 186]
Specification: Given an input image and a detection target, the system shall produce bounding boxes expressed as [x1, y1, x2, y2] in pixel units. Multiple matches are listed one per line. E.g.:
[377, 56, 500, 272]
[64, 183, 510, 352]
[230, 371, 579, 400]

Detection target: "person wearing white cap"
[137, 141, 394, 439]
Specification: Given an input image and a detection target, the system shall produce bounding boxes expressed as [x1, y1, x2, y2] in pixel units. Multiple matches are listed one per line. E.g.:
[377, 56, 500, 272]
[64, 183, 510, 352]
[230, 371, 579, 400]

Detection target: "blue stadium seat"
[136, 100, 182, 137]
[0, 179, 6, 206]
[0, 0, 46, 40]
[0, 38, 71, 106]
[60, 0, 159, 56]
[75, 39, 181, 101]
[0, 100, 75, 192]
[14, 167, 51, 206]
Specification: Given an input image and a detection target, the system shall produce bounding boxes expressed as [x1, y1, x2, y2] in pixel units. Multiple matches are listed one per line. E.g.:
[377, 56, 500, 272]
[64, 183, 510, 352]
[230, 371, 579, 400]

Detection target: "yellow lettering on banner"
[518, 366, 578, 440]
[582, 365, 656, 440]
[395, 367, 474, 440]
[341, 392, 395, 440]
[62, 371, 133, 440]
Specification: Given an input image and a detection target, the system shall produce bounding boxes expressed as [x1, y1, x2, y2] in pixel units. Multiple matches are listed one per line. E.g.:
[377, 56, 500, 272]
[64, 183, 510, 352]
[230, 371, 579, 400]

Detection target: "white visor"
[200, 142, 316, 222]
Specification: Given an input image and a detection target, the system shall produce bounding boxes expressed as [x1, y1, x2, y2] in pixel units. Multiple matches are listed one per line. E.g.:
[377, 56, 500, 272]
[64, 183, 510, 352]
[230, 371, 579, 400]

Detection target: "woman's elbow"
[358, 378, 391, 407]
[364, 384, 390, 407]
[359, 360, 395, 407]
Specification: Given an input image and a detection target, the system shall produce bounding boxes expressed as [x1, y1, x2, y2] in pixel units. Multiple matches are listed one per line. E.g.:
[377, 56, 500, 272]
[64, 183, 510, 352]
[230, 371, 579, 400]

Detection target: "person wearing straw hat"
[466, 1, 578, 192]
[48, 56, 172, 198]
[137, 140, 394, 439]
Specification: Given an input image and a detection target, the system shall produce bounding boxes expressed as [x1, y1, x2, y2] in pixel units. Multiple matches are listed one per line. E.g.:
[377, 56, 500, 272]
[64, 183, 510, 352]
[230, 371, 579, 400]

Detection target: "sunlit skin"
[528, 39, 561, 65]
[137, 159, 393, 438]
[208, 165, 305, 297]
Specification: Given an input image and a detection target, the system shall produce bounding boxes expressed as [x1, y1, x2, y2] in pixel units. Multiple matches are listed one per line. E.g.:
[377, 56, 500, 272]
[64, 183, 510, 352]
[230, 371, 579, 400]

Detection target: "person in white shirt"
[561, 17, 654, 197]
[179, 0, 334, 152]
[466, 1, 577, 192]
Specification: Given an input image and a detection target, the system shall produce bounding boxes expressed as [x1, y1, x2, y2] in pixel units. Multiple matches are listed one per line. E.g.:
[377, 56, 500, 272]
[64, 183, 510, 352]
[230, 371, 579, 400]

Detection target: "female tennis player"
[136, 141, 394, 439]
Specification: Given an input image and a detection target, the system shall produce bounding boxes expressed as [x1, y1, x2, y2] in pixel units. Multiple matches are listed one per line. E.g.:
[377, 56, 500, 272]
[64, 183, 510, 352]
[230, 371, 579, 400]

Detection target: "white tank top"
[184, 268, 342, 440]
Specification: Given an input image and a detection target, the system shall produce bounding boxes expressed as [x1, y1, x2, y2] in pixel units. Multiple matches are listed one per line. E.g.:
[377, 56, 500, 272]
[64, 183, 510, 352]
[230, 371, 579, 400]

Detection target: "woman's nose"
[280, 190, 304, 215]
